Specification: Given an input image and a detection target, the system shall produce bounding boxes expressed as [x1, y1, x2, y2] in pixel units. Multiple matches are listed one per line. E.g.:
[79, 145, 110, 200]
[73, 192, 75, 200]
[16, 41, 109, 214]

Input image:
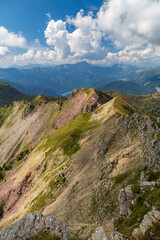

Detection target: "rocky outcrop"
[0, 213, 71, 240]
[140, 180, 158, 192]
[132, 209, 160, 239]
[118, 185, 135, 216]
[111, 231, 128, 240]
[140, 172, 158, 191]
[92, 227, 110, 240]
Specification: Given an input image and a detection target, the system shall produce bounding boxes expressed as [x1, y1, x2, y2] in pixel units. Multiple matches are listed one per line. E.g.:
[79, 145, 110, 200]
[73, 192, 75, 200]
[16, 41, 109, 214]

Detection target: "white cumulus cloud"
[14, 49, 35, 62]
[0, 46, 10, 56]
[0, 26, 26, 47]
[97, 0, 160, 47]
[44, 20, 71, 58]
[14, 0, 160, 66]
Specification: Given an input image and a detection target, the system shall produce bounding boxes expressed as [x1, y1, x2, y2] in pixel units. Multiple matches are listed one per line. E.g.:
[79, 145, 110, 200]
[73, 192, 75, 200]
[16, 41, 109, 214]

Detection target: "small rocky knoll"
[0, 213, 71, 240]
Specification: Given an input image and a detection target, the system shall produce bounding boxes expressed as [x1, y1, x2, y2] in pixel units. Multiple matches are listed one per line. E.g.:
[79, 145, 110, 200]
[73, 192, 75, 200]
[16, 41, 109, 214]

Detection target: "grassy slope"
[0, 81, 34, 128]
[113, 96, 136, 115]
[106, 90, 160, 116]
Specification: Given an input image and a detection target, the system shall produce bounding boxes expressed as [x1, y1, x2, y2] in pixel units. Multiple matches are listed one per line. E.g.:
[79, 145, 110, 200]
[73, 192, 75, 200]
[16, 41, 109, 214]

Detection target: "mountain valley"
[1, 62, 160, 97]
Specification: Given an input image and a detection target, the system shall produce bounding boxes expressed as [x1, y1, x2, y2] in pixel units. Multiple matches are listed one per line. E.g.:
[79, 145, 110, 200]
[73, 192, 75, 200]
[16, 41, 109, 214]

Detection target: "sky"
[1, 0, 160, 67]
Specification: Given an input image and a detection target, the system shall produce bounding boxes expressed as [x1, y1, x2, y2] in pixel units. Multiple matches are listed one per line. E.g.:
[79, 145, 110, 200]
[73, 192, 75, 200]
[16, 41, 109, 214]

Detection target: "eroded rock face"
[0, 213, 71, 240]
[118, 185, 135, 216]
[132, 209, 160, 238]
[0, 173, 32, 216]
[92, 227, 110, 240]
[121, 113, 160, 170]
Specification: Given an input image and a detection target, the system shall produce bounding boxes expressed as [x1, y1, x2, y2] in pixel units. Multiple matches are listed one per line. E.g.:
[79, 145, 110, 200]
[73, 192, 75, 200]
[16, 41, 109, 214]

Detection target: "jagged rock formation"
[121, 113, 160, 169]
[118, 185, 135, 216]
[114, 169, 160, 239]
[0, 213, 71, 240]
[132, 209, 160, 239]
[92, 227, 110, 240]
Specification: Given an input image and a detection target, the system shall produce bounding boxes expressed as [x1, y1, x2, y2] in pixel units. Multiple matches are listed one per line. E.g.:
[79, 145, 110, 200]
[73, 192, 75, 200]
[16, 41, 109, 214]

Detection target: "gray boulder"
[118, 185, 135, 216]
[0, 213, 71, 240]
[92, 227, 110, 240]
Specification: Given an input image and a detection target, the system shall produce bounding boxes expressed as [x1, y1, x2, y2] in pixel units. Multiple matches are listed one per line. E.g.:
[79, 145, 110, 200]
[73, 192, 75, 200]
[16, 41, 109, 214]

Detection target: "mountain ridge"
[97, 80, 146, 95]
[0, 88, 159, 239]
[0, 80, 33, 106]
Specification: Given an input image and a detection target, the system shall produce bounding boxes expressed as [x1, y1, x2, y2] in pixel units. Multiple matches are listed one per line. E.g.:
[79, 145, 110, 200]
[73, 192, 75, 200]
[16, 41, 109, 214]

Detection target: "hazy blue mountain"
[97, 81, 146, 95]
[0, 62, 160, 96]
[0, 62, 139, 96]
[6, 81, 58, 96]
[132, 69, 160, 93]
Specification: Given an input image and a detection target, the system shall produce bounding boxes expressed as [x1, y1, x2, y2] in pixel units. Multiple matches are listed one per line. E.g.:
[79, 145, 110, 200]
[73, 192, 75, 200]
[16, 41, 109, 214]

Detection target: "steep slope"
[0, 88, 110, 168]
[6, 81, 58, 96]
[0, 81, 32, 106]
[0, 89, 159, 240]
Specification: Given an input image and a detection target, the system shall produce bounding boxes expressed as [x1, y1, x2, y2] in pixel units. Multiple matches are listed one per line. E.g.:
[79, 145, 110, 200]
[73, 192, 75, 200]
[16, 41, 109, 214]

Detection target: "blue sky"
[0, 0, 102, 44]
[0, 0, 160, 67]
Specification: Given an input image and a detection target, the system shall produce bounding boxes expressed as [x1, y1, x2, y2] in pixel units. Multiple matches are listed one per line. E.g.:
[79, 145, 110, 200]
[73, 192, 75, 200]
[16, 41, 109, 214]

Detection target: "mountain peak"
[70, 88, 112, 112]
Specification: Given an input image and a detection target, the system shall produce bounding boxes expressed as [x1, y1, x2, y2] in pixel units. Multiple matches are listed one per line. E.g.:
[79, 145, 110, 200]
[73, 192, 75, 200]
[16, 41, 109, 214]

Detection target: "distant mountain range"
[0, 61, 160, 96]
[97, 81, 146, 95]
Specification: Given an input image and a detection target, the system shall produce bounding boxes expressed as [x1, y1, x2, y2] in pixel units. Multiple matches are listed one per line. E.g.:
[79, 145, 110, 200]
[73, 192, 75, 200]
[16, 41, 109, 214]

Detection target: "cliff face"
[0, 88, 160, 239]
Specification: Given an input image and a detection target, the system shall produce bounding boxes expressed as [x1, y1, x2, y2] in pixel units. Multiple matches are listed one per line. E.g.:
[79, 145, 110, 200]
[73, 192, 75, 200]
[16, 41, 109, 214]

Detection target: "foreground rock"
[0, 213, 71, 240]
[92, 227, 110, 240]
[118, 185, 135, 216]
[132, 209, 160, 239]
